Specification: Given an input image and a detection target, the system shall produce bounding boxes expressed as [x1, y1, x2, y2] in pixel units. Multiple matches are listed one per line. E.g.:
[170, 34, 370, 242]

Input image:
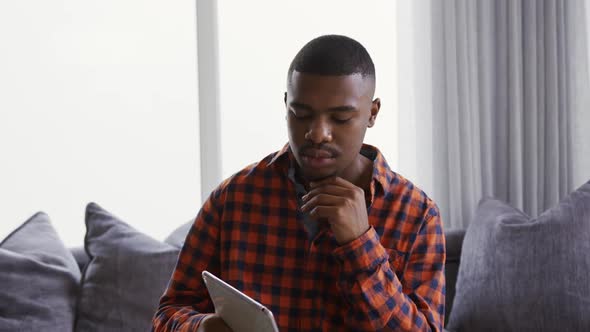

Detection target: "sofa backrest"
[70, 228, 467, 326]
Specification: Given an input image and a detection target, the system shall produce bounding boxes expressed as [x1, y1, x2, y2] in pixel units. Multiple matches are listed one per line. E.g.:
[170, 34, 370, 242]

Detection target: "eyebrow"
[289, 102, 357, 113]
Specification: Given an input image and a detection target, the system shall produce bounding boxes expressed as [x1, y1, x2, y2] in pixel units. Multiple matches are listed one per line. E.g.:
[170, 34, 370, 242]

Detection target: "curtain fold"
[397, 0, 589, 229]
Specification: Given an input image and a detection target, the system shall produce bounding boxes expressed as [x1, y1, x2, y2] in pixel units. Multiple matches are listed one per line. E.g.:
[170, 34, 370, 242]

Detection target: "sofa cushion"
[0, 212, 80, 331]
[164, 219, 193, 248]
[75, 202, 181, 332]
[447, 180, 590, 331]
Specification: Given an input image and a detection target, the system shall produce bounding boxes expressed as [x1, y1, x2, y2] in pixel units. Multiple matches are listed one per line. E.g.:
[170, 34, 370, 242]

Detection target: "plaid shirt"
[152, 144, 445, 331]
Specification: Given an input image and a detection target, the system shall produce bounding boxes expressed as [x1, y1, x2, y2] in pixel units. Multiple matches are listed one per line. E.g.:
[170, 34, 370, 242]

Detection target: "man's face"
[285, 71, 379, 182]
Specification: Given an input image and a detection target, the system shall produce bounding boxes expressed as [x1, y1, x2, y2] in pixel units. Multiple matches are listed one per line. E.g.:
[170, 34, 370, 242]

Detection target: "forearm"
[152, 301, 208, 332]
[339, 262, 441, 331]
[152, 190, 224, 332]
[333, 227, 444, 331]
[152, 257, 217, 332]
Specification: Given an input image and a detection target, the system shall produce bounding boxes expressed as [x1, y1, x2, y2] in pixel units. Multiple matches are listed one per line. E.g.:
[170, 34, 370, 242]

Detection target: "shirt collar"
[269, 143, 392, 194]
[362, 143, 391, 195]
[268, 143, 290, 165]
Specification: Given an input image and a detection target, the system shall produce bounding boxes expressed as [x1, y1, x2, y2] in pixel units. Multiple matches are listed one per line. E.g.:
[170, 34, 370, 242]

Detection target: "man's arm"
[333, 212, 445, 331]
[152, 192, 224, 332]
[302, 177, 445, 331]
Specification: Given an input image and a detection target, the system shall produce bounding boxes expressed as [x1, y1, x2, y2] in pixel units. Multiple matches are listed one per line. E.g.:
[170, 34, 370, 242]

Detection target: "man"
[152, 35, 445, 332]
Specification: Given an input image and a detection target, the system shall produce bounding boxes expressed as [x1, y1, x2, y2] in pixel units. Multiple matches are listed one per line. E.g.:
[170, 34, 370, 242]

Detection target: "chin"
[303, 170, 338, 182]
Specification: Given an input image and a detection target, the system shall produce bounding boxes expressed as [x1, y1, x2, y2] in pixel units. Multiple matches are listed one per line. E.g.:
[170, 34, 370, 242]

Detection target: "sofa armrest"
[445, 228, 466, 262]
[444, 228, 466, 327]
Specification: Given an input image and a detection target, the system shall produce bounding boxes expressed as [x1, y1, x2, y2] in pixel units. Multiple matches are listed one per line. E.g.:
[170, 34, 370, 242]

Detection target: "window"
[216, 1, 398, 179]
[0, 0, 201, 246]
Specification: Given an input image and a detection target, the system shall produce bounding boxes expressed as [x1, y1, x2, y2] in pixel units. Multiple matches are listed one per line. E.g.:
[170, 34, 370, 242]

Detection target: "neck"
[348, 154, 373, 191]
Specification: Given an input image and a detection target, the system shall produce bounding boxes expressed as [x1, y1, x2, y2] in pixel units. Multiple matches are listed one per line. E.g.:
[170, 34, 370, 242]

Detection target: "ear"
[284, 92, 288, 120]
[367, 98, 381, 128]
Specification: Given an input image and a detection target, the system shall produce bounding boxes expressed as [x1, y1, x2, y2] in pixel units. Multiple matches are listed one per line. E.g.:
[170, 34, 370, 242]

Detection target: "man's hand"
[301, 177, 370, 244]
[196, 314, 233, 332]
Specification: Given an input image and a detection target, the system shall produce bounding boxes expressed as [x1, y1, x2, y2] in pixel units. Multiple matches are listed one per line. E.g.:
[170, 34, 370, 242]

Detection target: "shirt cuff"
[332, 226, 390, 275]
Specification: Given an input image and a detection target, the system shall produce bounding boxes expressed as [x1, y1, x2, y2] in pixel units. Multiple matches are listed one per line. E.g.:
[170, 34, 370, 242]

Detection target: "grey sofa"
[68, 228, 467, 331]
[440, 229, 464, 326]
[5, 181, 588, 331]
[6, 177, 588, 331]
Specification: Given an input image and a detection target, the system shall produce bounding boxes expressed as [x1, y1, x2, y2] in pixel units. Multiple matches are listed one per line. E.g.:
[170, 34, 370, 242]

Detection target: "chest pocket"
[386, 248, 408, 280]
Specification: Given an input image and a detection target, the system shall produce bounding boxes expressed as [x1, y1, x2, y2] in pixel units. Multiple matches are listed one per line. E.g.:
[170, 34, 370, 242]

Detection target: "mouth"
[300, 149, 337, 168]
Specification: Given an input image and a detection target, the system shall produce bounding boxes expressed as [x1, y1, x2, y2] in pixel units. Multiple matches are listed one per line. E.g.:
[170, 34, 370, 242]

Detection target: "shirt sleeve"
[332, 207, 446, 331]
[151, 191, 222, 332]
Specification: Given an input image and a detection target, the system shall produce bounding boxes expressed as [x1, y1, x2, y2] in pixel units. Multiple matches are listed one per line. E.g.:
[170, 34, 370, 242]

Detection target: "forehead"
[287, 72, 373, 105]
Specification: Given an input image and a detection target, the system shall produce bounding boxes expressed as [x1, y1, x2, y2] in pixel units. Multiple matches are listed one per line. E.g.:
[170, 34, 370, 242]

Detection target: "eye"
[290, 109, 311, 120]
[332, 116, 352, 124]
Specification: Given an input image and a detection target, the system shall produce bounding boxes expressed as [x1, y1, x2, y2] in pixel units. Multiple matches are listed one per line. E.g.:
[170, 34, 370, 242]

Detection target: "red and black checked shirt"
[152, 144, 446, 332]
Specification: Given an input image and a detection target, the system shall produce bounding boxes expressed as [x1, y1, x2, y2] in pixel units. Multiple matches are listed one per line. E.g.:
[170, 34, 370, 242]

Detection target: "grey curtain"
[397, 0, 590, 229]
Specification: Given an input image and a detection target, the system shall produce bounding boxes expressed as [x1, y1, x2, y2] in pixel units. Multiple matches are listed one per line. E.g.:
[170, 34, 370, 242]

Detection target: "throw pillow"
[447, 180, 590, 331]
[163, 219, 193, 248]
[75, 202, 181, 332]
[0, 212, 81, 332]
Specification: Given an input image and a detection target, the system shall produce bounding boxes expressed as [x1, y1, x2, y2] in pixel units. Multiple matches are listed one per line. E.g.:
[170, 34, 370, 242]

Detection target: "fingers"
[300, 193, 344, 213]
[301, 177, 364, 220]
[307, 205, 341, 220]
[304, 177, 365, 203]
[303, 184, 351, 202]
[302, 177, 370, 244]
[197, 314, 233, 332]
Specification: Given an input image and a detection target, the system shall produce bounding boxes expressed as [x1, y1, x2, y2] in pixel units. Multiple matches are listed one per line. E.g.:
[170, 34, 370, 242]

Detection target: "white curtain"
[397, 0, 590, 229]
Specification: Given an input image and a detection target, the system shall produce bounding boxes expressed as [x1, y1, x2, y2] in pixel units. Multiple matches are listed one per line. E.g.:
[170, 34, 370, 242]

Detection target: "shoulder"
[377, 171, 444, 255]
[385, 172, 440, 222]
[368, 144, 438, 221]
[373, 167, 442, 248]
[208, 149, 287, 202]
[365, 144, 438, 221]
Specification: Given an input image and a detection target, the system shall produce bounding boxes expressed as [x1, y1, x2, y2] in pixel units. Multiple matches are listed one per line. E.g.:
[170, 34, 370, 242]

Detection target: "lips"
[300, 148, 336, 169]
[302, 148, 334, 159]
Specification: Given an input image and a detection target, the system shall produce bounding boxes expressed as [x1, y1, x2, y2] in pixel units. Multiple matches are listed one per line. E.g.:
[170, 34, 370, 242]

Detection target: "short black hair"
[287, 35, 375, 80]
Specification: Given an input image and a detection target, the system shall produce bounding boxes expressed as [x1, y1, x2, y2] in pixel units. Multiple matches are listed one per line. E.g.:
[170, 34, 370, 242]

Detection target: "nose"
[305, 117, 332, 144]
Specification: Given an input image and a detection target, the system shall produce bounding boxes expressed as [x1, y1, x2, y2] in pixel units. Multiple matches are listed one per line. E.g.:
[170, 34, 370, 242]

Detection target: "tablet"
[201, 270, 279, 332]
